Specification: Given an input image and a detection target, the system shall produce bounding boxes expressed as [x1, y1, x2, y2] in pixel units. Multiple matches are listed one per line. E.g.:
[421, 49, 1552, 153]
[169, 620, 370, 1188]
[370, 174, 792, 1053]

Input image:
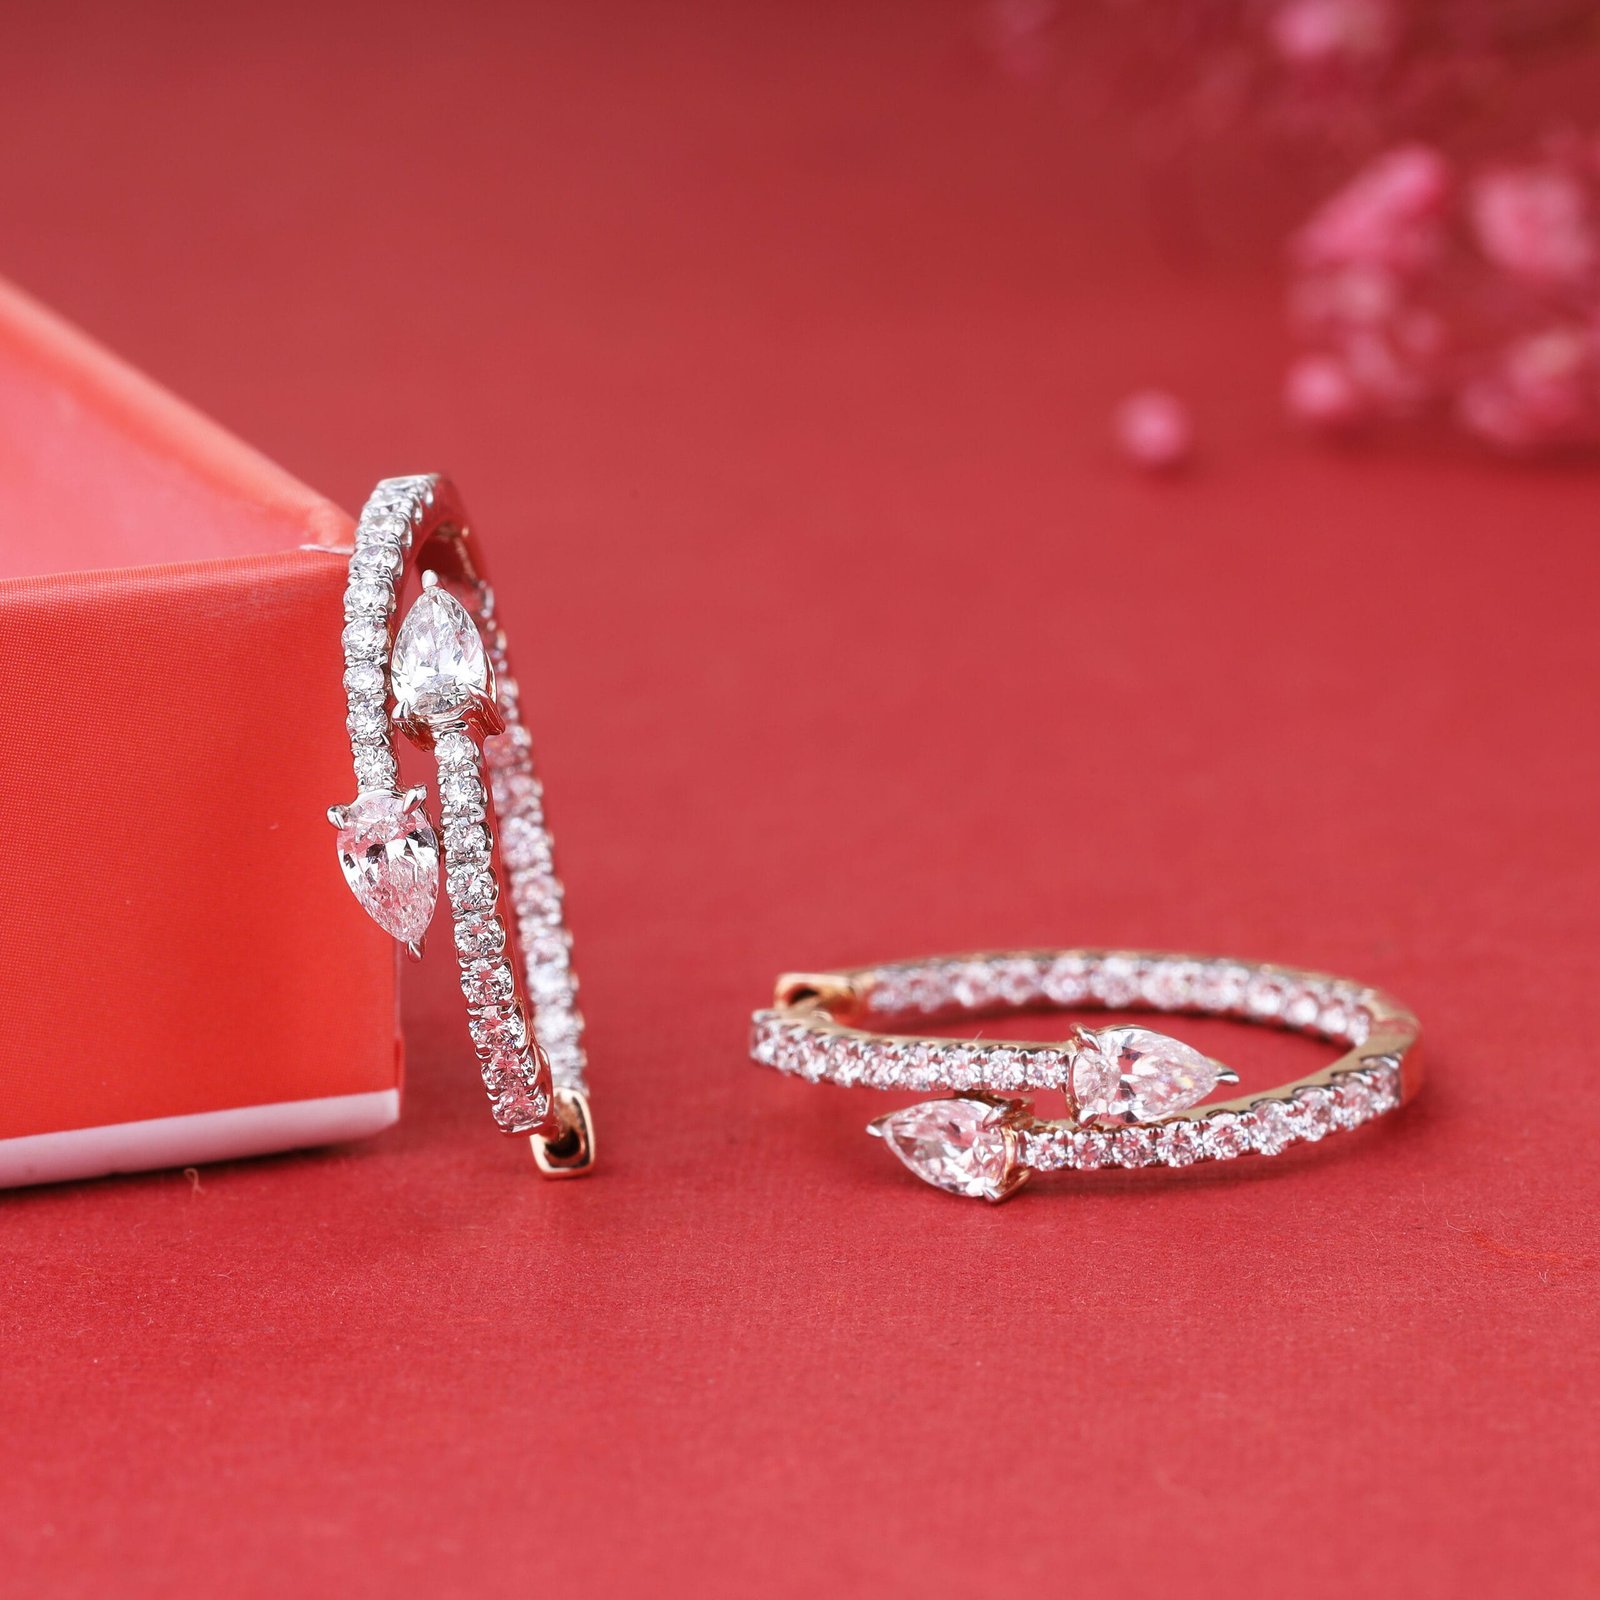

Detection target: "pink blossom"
[1289, 262, 1403, 334]
[1114, 391, 1193, 471]
[1469, 166, 1596, 290]
[1293, 144, 1452, 276]
[1270, 0, 1396, 73]
[1284, 354, 1366, 428]
[1458, 328, 1598, 452]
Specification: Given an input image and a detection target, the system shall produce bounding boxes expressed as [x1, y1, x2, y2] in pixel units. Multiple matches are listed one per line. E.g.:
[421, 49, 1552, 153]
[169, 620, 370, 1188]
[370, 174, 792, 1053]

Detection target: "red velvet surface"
[2, 4, 1596, 1596]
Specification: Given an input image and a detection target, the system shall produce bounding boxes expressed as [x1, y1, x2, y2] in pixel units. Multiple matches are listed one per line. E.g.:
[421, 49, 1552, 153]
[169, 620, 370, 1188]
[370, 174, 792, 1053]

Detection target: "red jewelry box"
[0, 277, 400, 1186]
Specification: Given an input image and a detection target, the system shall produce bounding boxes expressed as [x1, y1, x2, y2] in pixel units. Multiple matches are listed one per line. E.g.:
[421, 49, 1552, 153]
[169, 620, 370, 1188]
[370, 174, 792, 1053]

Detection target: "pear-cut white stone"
[335, 792, 440, 943]
[871, 1098, 1017, 1200]
[391, 588, 490, 722]
[1073, 1026, 1222, 1124]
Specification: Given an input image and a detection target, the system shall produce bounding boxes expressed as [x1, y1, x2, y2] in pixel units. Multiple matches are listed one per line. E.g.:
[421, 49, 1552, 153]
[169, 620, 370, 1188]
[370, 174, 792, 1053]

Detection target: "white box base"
[0, 1090, 400, 1188]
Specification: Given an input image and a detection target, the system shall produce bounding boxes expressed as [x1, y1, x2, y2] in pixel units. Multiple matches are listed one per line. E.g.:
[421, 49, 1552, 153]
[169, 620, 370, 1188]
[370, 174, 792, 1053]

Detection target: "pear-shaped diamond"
[391, 588, 490, 723]
[868, 1097, 1026, 1201]
[1072, 1026, 1226, 1124]
[333, 791, 440, 944]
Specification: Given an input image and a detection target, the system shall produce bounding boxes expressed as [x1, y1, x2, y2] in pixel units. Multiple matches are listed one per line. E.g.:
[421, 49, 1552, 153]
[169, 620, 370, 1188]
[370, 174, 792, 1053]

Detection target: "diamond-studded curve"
[748, 949, 1415, 1174]
[333, 476, 588, 1132]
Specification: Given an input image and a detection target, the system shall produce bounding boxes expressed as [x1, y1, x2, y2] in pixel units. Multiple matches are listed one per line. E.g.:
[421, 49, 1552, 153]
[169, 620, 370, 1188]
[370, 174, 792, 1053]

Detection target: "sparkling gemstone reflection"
[334, 791, 440, 943]
[870, 1097, 1023, 1201]
[391, 588, 490, 722]
[1072, 1026, 1224, 1124]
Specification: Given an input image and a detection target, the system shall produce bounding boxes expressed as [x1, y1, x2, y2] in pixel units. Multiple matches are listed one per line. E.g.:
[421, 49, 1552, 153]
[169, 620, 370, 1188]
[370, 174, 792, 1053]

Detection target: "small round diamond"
[1368, 1061, 1402, 1112]
[901, 1043, 939, 1091]
[832, 1039, 865, 1086]
[994, 958, 1044, 1006]
[1141, 961, 1200, 1011]
[342, 619, 388, 661]
[1153, 1122, 1202, 1166]
[1283, 988, 1321, 1029]
[1246, 975, 1289, 1019]
[346, 699, 389, 741]
[1196, 963, 1250, 1012]
[944, 1046, 979, 1091]
[447, 865, 496, 913]
[343, 663, 384, 696]
[1021, 1130, 1068, 1171]
[1330, 1074, 1374, 1129]
[866, 973, 907, 1015]
[857, 1036, 896, 1088]
[1018, 1047, 1065, 1088]
[462, 960, 515, 1010]
[798, 1035, 831, 1082]
[1044, 955, 1090, 1005]
[492, 1079, 549, 1134]
[443, 821, 490, 861]
[351, 544, 401, 579]
[984, 1048, 1024, 1091]
[357, 513, 410, 548]
[750, 1011, 781, 1066]
[1319, 1002, 1351, 1040]
[534, 1005, 583, 1051]
[342, 614, 388, 659]
[433, 730, 477, 768]
[1111, 1127, 1157, 1167]
[455, 913, 505, 959]
[493, 771, 541, 817]
[1091, 955, 1140, 1008]
[512, 871, 562, 921]
[470, 1005, 527, 1058]
[484, 725, 532, 770]
[1246, 1101, 1293, 1156]
[1200, 1112, 1248, 1160]
[352, 743, 398, 791]
[343, 579, 391, 617]
[1068, 1130, 1110, 1169]
[440, 771, 485, 815]
[1285, 1087, 1334, 1142]
[501, 815, 550, 871]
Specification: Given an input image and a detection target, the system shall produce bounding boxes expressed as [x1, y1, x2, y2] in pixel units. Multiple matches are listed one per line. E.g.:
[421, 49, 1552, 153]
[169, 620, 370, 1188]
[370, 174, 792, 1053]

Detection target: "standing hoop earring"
[327, 475, 593, 1175]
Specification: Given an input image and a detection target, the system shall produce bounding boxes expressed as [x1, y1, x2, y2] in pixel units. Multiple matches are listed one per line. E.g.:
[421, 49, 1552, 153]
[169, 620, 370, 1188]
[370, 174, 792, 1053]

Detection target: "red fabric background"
[1, 4, 1595, 1596]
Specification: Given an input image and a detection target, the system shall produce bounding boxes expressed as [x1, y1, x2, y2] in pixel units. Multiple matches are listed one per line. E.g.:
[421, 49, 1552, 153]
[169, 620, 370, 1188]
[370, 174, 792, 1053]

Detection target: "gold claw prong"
[405, 937, 426, 962]
[327, 803, 351, 827]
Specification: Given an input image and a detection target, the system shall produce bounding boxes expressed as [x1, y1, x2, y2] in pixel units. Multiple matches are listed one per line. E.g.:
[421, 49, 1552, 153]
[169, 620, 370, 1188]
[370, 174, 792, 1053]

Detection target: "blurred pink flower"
[1269, 0, 1396, 73]
[1459, 327, 1599, 452]
[1115, 390, 1193, 470]
[1469, 166, 1596, 290]
[1287, 136, 1600, 455]
[1285, 353, 1366, 428]
[1292, 144, 1451, 275]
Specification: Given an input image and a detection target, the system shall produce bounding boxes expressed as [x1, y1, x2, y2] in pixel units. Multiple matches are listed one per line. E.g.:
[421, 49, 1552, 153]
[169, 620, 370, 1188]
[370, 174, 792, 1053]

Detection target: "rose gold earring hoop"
[328, 475, 592, 1176]
[751, 949, 1419, 1201]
